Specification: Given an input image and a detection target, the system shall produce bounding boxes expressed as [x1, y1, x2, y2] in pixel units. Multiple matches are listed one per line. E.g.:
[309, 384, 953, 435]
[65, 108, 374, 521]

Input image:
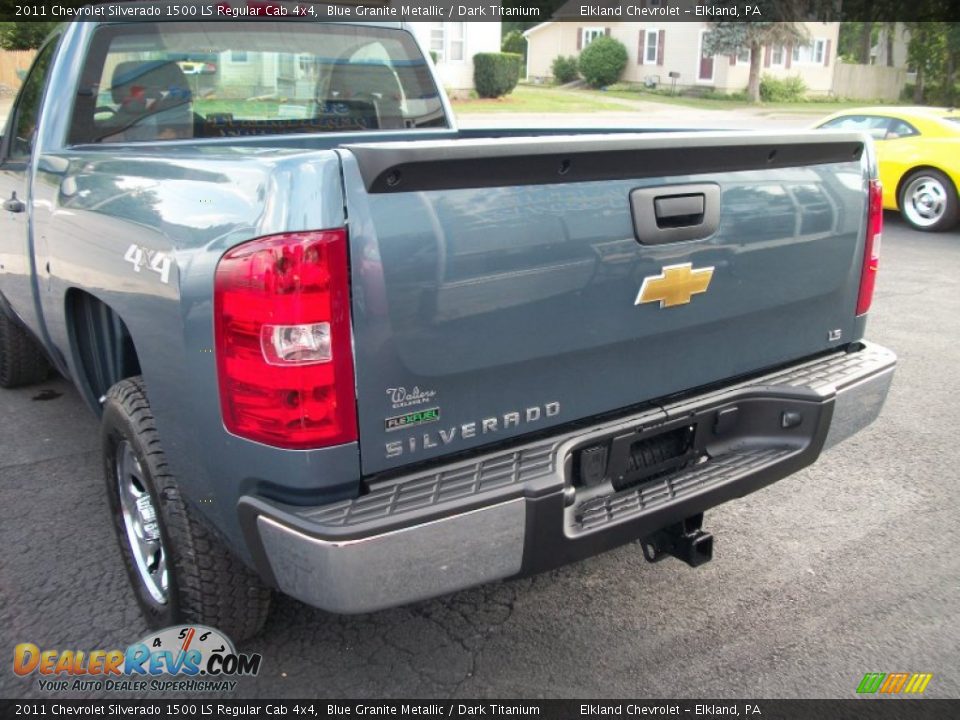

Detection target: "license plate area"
[578, 424, 699, 492]
[567, 388, 827, 520]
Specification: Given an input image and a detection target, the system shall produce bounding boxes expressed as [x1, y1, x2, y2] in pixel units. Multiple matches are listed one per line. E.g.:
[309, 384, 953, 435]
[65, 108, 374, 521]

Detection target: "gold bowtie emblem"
[635, 263, 715, 308]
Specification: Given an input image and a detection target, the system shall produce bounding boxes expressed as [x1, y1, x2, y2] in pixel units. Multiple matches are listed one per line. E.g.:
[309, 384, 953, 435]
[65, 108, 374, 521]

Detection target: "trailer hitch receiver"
[641, 513, 714, 568]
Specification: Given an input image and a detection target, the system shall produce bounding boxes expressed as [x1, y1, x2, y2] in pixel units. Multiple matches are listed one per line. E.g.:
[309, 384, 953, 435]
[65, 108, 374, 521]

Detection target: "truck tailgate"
[338, 132, 870, 475]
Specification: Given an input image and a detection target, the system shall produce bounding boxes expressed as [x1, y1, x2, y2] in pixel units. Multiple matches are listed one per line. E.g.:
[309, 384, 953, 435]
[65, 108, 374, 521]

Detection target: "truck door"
[0, 38, 58, 337]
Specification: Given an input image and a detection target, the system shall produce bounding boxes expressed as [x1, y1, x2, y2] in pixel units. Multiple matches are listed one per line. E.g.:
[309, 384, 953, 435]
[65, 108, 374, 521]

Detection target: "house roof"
[522, 22, 556, 38]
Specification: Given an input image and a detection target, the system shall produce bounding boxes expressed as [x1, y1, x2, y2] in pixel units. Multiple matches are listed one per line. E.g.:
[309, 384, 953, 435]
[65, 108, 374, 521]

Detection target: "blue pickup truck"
[0, 9, 895, 640]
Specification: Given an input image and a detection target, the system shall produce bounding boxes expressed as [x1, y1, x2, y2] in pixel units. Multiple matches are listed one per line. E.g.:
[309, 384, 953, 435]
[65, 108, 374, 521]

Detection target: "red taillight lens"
[856, 178, 883, 316]
[214, 229, 357, 449]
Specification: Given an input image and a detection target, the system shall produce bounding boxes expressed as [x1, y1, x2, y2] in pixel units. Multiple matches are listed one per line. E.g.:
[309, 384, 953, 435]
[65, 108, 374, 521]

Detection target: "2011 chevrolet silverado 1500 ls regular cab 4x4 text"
[0, 6, 895, 640]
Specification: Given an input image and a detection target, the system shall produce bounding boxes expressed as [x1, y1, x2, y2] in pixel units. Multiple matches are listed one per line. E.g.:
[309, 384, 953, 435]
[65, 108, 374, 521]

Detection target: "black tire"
[0, 311, 50, 388]
[898, 168, 960, 232]
[102, 377, 271, 641]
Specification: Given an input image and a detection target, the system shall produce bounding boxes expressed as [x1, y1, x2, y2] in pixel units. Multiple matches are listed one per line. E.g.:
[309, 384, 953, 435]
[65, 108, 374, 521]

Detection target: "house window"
[643, 29, 659, 64]
[771, 46, 784, 65]
[793, 39, 826, 64]
[429, 23, 445, 61]
[230, 51, 248, 63]
[737, 46, 751, 64]
[583, 27, 606, 47]
[448, 22, 465, 62]
[814, 38, 826, 63]
[430, 22, 465, 62]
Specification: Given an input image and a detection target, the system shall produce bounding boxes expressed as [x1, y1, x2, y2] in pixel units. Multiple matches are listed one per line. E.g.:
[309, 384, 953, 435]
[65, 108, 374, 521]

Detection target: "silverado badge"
[635, 263, 715, 308]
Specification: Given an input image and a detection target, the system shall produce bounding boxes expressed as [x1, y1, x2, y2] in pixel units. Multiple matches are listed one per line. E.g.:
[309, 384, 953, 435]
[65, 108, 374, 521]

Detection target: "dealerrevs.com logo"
[13, 625, 262, 693]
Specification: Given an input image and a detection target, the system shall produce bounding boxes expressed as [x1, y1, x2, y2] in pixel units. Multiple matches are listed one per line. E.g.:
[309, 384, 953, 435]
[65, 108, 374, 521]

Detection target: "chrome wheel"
[902, 175, 948, 228]
[115, 440, 168, 604]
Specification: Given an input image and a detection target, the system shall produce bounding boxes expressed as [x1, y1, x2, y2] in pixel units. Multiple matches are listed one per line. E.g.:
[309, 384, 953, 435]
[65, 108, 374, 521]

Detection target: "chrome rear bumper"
[240, 342, 895, 613]
[256, 500, 526, 614]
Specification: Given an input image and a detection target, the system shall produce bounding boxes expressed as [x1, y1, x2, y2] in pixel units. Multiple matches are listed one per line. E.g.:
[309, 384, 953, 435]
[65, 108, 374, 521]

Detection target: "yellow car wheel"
[898, 169, 960, 232]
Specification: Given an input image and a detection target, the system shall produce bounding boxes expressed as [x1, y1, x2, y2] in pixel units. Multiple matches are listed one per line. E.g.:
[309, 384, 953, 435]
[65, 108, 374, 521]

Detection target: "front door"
[0, 38, 58, 335]
[698, 31, 715, 82]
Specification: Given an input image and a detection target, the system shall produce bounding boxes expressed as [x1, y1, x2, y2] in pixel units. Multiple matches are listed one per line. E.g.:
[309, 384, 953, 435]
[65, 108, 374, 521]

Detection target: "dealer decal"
[12, 625, 261, 694]
[385, 407, 440, 432]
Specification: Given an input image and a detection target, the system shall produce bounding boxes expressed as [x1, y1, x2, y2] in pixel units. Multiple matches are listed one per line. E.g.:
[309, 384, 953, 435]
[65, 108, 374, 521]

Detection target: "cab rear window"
[68, 22, 448, 144]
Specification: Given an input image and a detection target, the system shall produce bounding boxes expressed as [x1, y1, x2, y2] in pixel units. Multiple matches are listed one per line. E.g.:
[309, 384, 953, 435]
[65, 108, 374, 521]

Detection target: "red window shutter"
[729, 54, 737, 66]
[657, 29, 665, 66]
[637, 29, 644, 64]
[577, 28, 582, 51]
[824, 38, 832, 66]
[764, 46, 772, 67]
[785, 46, 792, 69]
[605, 27, 611, 37]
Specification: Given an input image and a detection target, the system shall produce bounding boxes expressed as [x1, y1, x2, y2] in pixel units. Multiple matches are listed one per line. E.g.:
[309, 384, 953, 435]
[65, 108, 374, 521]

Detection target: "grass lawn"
[194, 98, 283, 119]
[590, 86, 901, 114]
[453, 84, 901, 116]
[451, 85, 632, 113]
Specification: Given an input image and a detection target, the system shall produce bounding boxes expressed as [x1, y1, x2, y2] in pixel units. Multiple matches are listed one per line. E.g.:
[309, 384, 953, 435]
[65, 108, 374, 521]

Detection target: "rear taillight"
[856, 178, 883, 316]
[214, 229, 357, 449]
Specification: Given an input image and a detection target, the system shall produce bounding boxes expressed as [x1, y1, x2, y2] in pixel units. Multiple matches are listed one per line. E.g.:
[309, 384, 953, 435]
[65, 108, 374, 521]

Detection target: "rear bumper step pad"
[238, 342, 895, 613]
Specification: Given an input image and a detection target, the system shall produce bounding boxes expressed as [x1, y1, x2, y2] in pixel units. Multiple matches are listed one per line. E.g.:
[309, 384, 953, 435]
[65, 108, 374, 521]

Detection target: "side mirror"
[38, 155, 69, 174]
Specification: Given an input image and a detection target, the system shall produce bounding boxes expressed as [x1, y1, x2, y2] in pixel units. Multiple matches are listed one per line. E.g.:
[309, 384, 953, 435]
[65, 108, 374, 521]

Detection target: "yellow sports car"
[816, 107, 960, 231]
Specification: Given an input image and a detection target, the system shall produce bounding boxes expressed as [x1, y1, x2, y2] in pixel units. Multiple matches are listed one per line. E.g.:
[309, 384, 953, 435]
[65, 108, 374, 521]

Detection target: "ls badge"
[635, 263, 714, 308]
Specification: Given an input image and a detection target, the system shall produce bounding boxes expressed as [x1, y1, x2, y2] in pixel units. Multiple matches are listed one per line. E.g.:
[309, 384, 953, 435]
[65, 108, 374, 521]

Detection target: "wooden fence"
[833, 62, 907, 102]
[0, 49, 37, 92]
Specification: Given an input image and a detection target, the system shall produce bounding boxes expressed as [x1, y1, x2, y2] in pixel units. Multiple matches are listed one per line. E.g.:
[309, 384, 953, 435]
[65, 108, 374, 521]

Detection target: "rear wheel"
[898, 169, 960, 231]
[0, 310, 50, 388]
[102, 377, 271, 640]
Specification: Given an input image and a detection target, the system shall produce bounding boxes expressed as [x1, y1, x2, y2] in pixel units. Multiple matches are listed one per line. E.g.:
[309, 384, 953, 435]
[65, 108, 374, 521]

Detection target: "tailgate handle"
[654, 194, 705, 228]
[631, 183, 720, 245]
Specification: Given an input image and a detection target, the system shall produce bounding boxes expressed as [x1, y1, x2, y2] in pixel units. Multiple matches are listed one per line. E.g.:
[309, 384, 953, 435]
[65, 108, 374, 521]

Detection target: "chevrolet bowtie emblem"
[635, 263, 715, 308]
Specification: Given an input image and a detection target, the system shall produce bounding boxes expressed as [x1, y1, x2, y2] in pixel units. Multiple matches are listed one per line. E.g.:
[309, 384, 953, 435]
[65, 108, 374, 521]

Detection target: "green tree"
[934, 23, 960, 105]
[838, 23, 863, 63]
[0, 22, 59, 50]
[881, 22, 897, 67]
[501, 0, 563, 36]
[858, 22, 874, 65]
[906, 22, 947, 103]
[501, 31, 527, 59]
[703, 19, 809, 103]
[838, 22, 880, 64]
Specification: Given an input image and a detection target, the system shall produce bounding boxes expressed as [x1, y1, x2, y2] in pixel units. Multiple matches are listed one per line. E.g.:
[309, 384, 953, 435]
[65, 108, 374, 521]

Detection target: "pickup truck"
[0, 9, 895, 641]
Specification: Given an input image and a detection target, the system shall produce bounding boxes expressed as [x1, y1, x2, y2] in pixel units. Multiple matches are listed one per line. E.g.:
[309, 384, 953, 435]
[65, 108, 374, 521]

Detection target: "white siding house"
[524, 20, 840, 96]
[407, 22, 502, 97]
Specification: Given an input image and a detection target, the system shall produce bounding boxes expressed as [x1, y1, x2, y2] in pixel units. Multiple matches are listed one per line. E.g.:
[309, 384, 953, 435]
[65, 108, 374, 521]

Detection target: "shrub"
[473, 53, 522, 98]
[502, 31, 527, 57]
[551, 55, 579, 84]
[429, 50, 439, 64]
[577, 36, 628, 88]
[698, 89, 750, 101]
[759, 74, 807, 102]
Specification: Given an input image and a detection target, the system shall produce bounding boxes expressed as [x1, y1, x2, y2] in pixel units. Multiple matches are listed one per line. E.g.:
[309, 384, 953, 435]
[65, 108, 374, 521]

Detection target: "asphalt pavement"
[1, 217, 958, 700]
